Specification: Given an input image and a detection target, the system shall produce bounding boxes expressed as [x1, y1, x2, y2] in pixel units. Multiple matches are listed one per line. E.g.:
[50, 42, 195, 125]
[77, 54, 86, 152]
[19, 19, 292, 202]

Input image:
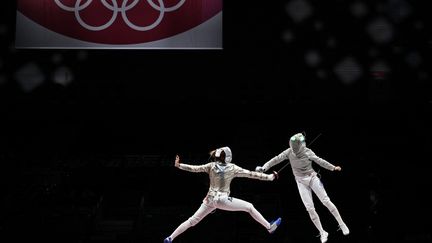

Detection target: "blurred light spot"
[286, 0, 313, 23]
[334, 57, 363, 85]
[52, 66, 74, 86]
[281, 30, 295, 43]
[51, 53, 63, 64]
[367, 18, 394, 44]
[305, 50, 321, 67]
[405, 52, 422, 68]
[370, 61, 390, 80]
[369, 190, 377, 203]
[351, 1, 368, 18]
[14, 62, 45, 92]
[77, 50, 89, 61]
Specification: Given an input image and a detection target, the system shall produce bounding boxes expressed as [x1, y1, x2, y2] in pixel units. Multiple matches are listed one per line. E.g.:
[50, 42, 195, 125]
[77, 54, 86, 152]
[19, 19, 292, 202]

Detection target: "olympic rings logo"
[54, 0, 186, 31]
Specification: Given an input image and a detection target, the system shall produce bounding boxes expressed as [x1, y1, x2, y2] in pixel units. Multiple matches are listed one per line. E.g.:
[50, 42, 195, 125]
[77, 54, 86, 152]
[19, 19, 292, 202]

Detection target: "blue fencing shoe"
[268, 217, 282, 234]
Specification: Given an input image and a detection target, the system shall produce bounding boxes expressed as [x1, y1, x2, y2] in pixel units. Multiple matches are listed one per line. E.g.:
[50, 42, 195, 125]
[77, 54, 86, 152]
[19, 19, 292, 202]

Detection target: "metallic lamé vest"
[179, 162, 273, 201]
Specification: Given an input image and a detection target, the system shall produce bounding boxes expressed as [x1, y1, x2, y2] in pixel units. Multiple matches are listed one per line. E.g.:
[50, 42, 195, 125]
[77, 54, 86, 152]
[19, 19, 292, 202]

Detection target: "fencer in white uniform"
[256, 133, 349, 243]
[164, 147, 282, 243]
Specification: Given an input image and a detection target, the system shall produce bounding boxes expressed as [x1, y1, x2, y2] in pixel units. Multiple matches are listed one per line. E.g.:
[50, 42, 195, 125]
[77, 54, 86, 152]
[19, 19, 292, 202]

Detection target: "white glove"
[255, 166, 265, 172]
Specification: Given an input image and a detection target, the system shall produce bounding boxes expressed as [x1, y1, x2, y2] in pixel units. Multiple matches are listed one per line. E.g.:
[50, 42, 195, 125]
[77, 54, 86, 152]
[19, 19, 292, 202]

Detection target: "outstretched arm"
[175, 155, 211, 173]
[256, 149, 290, 172]
[235, 165, 278, 181]
[307, 151, 340, 171]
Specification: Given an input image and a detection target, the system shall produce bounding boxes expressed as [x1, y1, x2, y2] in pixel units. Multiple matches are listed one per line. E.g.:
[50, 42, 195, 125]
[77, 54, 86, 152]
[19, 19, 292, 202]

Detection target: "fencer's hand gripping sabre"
[256, 133, 322, 174]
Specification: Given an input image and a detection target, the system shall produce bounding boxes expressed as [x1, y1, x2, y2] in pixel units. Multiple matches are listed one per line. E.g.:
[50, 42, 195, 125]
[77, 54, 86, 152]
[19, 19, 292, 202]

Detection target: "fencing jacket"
[261, 147, 335, 178]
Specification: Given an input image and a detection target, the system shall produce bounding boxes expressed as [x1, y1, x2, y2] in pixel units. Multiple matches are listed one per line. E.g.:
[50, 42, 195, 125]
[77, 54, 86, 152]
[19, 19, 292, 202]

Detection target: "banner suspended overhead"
[16, 0, 222, 49]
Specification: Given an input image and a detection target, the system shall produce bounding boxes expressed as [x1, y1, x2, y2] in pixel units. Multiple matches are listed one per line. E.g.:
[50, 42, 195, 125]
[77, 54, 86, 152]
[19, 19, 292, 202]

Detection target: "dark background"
[1, 0, 431, 242]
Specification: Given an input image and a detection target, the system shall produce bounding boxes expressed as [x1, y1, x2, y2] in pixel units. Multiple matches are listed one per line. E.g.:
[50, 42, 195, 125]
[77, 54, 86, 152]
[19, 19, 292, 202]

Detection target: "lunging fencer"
[164, 147, 282, 243]
[256, 133, 349, 243]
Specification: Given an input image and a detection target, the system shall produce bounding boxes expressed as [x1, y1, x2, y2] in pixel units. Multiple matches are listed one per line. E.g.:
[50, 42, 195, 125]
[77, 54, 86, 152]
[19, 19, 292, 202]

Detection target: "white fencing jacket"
[261, 147, 335, 178]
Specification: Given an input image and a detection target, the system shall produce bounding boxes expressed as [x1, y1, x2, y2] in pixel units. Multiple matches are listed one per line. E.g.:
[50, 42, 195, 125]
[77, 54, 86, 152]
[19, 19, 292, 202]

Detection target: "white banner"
[15, 0, 222, 49]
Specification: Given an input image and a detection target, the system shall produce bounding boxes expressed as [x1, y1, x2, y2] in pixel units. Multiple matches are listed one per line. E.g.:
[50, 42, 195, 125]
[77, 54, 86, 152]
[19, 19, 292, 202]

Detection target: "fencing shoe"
[268, 217, 282, 234]
[319, 231, 328, 243]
